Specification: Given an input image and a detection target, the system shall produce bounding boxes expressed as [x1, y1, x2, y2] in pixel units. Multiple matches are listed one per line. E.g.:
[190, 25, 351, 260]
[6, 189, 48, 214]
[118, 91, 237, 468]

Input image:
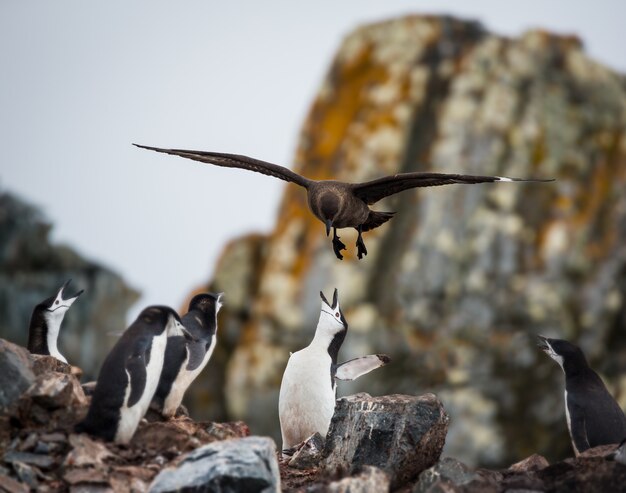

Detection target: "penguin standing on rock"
[278, 289, 390, 454]
[27, 279, 83, 363]
[538, 335, 626, 455]
[76, 306, 188, 443]
[151, 292, 223, 418]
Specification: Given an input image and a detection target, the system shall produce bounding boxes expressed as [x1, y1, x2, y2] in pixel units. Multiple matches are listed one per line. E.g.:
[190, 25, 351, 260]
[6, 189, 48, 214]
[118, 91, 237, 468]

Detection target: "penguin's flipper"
[126, 345, 149, 408]
[186, 339, 208, 372]
[335, 354, 391, 381]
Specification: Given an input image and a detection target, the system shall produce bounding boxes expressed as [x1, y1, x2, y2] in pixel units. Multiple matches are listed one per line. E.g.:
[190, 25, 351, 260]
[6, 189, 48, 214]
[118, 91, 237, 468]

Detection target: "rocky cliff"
[187, 16, 626, 467]
[0, 191, 139, 378]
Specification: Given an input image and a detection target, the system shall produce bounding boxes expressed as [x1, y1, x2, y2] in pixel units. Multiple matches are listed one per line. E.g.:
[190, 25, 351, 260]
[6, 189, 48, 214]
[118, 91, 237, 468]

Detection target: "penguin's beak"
[536, 335, 549, 352]
[325, 219, 332, 237]
[60, 279, 84, 301]
[181, 327, 198, 343]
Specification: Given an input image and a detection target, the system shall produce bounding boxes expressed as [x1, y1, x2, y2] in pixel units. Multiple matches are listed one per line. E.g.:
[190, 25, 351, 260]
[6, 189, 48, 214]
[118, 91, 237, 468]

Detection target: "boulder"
[23, 372, 87, 410]
[0, 339, 35, 413]
[149, 436, 280, 493]
[323, 393, 449, 489]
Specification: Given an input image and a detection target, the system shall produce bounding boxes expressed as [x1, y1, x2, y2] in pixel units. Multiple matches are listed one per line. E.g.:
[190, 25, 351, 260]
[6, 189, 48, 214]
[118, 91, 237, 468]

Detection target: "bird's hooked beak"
[325, 219, 332, 237]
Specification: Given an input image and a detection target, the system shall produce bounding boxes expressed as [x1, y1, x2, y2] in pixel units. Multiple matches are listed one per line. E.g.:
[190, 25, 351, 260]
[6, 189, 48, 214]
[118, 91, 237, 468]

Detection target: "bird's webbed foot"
[332, 229, 346, 260]
[356, 226, 368, 260]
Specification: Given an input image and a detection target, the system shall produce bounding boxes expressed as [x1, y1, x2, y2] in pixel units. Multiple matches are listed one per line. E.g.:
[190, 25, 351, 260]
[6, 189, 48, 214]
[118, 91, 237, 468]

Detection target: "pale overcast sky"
[1, 1, 624, 319]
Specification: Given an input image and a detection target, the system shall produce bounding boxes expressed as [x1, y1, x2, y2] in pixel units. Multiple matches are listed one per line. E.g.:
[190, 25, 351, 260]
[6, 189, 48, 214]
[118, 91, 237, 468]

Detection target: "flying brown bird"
[134, 144, 553, 260]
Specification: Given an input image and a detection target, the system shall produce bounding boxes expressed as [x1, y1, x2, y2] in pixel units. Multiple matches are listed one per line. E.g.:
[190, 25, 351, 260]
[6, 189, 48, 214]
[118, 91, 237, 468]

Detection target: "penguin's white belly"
[163, 338, 216, 417]
[564, 390, 580, 455]
[115, 332, 168, 443]
[279, 348, 336, 450]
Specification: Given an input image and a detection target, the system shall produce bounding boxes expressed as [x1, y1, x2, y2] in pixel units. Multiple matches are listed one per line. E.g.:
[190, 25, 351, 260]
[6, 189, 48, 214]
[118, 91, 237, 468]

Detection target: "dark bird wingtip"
[377, 354, 391, 364]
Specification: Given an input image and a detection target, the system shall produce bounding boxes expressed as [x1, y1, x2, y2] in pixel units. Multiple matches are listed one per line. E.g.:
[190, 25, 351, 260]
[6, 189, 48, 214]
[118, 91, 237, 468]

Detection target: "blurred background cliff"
[2, 3, 626, 469]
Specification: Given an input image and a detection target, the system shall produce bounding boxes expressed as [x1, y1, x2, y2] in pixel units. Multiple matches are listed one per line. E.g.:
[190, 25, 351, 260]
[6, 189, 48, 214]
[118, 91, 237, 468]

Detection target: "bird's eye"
[55, 300, 59, 305]
[335, 312, 339, 317]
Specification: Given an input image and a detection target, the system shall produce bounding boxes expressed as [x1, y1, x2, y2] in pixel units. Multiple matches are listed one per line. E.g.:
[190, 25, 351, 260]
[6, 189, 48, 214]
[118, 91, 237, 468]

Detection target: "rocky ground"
[1, 337, 625, 492]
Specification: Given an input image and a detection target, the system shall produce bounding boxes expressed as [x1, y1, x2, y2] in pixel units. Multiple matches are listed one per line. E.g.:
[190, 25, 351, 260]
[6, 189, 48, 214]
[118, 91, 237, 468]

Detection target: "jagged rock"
[0, 339, 35, 413]
[0, 191, 140, 380]
[311, 466, 390, 492]
[288, 432, 325, 470]
[189, 14, 626, 466]
[507, 453, 549, 472]
[413, 458, 478, 493]
[23, 372, 87, 410]
[323, 393, 449, 489]
[149, 436, 280, 493]
[64, 434, 115, 467]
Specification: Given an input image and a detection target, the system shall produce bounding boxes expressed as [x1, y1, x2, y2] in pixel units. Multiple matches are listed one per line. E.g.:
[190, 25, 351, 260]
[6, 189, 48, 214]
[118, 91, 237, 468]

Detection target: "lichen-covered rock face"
[0, 192, 140, 380]
[193, 15, 626, 467]
[322, 393, 449, 490]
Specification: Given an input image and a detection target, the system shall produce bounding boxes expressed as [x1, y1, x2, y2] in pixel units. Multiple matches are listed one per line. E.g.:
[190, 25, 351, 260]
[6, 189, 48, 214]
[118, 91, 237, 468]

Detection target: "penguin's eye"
[335, 312, 339, 318]
[55, 300, 59, 305]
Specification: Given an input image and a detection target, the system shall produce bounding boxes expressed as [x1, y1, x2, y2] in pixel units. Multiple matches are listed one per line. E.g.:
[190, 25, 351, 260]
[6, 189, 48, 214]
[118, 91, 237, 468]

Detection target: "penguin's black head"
[537, 335, 588, 371]
[319, 288, 348, 332]
[320, 194, 339, 236]
[38, 279, 84, 313]
[138, 305, 185, 337]
[188, 292, 223, 315]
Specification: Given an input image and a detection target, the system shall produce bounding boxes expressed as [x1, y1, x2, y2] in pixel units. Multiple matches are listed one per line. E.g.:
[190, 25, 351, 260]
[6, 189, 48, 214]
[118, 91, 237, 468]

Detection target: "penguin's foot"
[332, 236, 346, 260]
[356, 236, 368, 259]
[356, 226, 368, 260]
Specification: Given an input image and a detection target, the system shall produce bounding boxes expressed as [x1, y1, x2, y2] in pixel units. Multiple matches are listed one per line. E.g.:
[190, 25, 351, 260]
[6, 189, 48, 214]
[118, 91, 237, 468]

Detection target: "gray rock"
[324, 466, 390, 492]
[323, 393, 449, 490]
[0, 339, 35, 413]
[3, 450, 55, 469]
[413, 458, 477, 492]
[149, 436, 280, 493]
[288, 432, 325, 470]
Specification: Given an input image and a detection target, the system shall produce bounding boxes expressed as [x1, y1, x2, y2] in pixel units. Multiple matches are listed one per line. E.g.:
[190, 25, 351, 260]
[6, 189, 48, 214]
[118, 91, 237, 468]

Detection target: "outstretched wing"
[134, 144, 311, 188]
[351, 172, 554, 204]
[125, 337, 152, 408]
[335, 354, 391, 381]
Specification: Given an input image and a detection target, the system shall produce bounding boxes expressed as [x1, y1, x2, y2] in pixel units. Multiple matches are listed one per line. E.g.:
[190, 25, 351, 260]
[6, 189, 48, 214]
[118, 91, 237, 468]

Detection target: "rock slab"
[323, 393, 449, 489]
[0, 339, 35, 413]
[149, 436, 280, 493]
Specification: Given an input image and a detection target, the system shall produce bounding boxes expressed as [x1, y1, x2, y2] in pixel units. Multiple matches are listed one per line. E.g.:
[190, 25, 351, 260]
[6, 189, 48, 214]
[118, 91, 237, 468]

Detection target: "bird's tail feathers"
[361, 211, 396, 232]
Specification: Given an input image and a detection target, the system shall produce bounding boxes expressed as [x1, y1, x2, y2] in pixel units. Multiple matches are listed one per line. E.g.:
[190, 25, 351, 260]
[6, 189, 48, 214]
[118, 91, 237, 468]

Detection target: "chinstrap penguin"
[76, 306, 188, 443]
[27, 279, 83, 363]
[538, 335, 626, 455]
[278, 289, 390, 454]
[135, 143, 554, 260]
[152, 292, 223, 418]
